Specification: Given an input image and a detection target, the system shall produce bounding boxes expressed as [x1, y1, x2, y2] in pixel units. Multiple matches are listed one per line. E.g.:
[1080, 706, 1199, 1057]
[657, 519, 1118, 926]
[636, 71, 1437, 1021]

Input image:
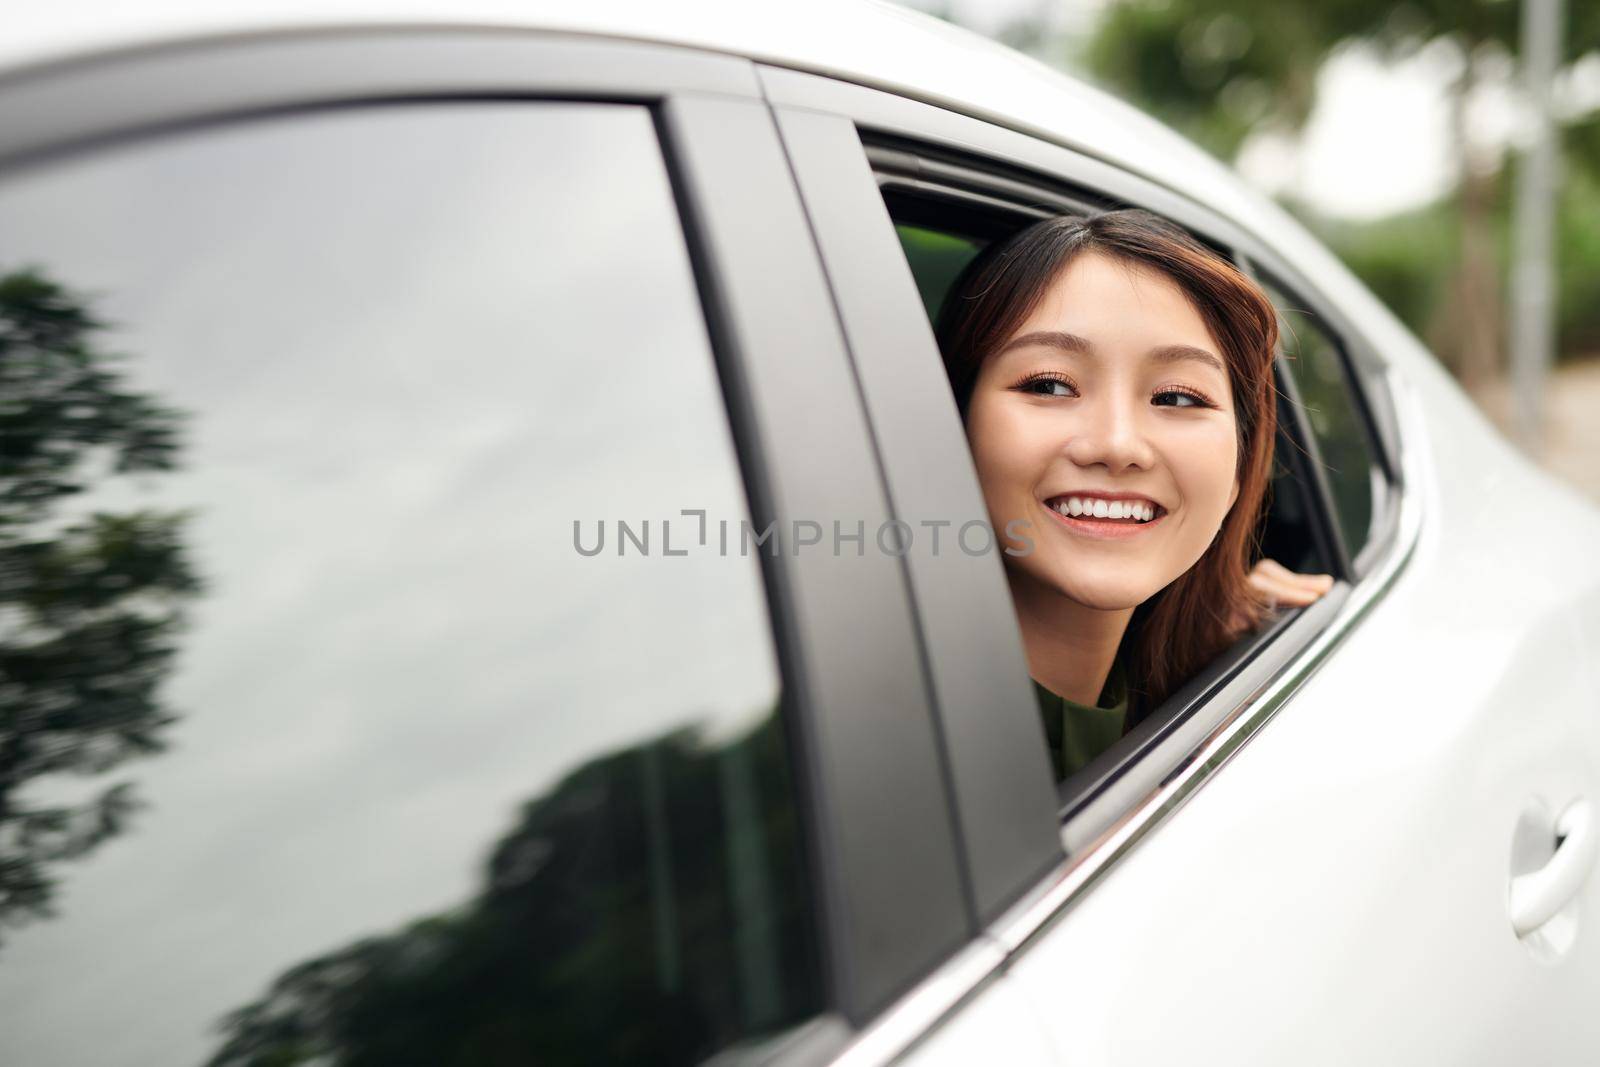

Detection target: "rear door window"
[0, 101, 821, 1066]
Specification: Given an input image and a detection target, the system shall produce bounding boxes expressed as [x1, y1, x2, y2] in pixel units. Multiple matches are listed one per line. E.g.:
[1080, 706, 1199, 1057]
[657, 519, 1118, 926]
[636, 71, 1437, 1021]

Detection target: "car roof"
[4, 0, 1391, 346]
[6, 1, 1271, 220]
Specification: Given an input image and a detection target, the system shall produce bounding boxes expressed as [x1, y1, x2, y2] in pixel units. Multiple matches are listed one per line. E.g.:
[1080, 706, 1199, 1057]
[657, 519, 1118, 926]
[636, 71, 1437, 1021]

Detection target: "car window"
[1264, 285, 1382, 562]
[883, 203, 1339, 775]
[0, 101, 821, 1065]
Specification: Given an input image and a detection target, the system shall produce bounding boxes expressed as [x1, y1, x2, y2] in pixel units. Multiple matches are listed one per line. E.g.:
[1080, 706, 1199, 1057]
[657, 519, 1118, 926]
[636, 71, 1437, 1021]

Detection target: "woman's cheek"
[966, 439, 1013, 533]
[970, 405, 1039, 526]
[1174, 423, 1239, 530]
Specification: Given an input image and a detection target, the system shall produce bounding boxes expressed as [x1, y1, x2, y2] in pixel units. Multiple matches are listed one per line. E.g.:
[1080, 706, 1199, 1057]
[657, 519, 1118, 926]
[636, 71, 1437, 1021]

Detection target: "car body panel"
[894, 972, 1057, 1067]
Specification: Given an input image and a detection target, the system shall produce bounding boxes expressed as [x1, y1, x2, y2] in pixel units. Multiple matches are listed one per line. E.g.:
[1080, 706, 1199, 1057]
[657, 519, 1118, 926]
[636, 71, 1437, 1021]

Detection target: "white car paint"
[6, 3, 1599, 1064]
[896, 971, 1058, 1066]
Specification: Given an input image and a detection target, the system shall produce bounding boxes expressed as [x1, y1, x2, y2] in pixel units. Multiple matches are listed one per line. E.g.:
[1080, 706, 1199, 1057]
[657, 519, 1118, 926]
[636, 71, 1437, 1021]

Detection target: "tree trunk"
[1429, 41, 1503, 396]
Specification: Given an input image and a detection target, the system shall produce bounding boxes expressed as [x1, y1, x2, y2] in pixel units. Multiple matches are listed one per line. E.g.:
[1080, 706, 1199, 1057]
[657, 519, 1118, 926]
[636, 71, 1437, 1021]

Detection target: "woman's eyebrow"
[994, 330, 1091, 358]
[1148, 344, 1226, 375]
[995, 331, 1225, 376]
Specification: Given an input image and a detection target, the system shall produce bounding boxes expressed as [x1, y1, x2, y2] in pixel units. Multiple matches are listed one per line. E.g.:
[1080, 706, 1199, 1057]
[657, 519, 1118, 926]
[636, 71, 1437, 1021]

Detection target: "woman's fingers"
[1253, 557, 1334, 588]
[1248, 559, 1334, 608]
[1254, 578, 1320, 607]
[1250, 576, 1319, 607]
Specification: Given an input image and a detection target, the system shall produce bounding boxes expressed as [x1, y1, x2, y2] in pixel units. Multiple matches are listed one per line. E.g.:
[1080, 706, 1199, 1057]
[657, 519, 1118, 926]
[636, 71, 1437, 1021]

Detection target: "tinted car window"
[0, 102, 820, 1065]
[1267, 287, 1380, 560]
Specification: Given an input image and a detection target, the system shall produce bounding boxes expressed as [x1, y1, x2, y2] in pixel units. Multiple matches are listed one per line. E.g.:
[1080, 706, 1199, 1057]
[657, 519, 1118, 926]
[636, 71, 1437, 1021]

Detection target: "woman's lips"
[1040, 499, 1168, 541]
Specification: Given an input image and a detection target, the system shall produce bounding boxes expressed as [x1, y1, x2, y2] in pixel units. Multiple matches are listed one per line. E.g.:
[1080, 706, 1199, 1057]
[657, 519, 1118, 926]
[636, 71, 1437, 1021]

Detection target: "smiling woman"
[936, 209, 1329, 774]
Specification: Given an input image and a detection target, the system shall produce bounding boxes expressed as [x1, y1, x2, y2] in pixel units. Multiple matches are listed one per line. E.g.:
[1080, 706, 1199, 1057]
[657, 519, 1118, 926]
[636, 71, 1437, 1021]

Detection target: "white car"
[1, 3, 1597, 1065]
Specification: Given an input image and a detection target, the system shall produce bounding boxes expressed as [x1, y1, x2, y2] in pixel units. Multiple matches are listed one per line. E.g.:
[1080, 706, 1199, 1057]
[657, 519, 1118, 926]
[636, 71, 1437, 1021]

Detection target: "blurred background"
[898, 0, 1600, 502]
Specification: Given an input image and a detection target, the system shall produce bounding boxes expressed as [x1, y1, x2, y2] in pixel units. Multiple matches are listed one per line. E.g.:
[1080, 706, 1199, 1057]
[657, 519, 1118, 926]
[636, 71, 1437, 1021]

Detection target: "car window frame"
[0, 28, 980, 1059]
[759, 57, 1420, 996]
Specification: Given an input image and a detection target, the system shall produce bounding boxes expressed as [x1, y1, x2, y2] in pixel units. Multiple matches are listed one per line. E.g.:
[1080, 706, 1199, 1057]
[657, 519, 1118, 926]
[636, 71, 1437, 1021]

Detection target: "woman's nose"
[1062, 393, 1155, 472]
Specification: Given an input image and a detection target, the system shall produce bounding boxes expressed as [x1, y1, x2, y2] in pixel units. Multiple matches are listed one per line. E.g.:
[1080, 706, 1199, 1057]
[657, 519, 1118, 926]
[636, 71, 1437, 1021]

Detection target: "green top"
[1032, 657, 1130, 781]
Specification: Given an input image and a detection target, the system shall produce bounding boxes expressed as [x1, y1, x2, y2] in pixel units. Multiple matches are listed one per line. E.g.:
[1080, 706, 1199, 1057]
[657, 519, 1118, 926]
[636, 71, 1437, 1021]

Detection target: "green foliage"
[1298, 157, 1600, 361]
[1082, 0, 1600, 365]
[895, 223, 985, 326]
[0, 270, 181, 529]
[1299, 198, 1459, 343]
[1554, 161, 1600, 355]
[1086, 0, 1328, 158]
[1081, 0, 1577, 159]
[0, 268, 200, 943]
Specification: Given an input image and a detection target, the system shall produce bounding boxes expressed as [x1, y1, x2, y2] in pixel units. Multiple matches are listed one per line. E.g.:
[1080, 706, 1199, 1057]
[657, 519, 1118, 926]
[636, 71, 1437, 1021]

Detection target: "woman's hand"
[1248, 557, 1334, 610]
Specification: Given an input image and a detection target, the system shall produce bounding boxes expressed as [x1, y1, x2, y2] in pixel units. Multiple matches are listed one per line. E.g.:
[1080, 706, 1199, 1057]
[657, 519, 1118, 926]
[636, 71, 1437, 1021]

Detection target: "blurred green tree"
[1303, 136, 1600, 365]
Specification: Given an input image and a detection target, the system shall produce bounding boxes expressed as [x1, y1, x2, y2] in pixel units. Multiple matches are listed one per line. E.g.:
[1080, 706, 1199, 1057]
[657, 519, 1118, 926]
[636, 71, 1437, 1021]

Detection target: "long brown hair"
[935, 209, 1279, 714]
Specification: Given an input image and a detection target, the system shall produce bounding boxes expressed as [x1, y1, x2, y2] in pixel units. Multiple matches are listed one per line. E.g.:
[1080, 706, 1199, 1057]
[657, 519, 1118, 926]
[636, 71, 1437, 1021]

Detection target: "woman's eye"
[1022, 377, 1075, 397]
[1153, 389, 1205, 408]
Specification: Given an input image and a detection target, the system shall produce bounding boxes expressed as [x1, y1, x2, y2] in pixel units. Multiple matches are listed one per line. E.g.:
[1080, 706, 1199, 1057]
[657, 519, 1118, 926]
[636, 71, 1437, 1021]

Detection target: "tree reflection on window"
[204, 704, 821, 1067]
[0, 268, 200, 946]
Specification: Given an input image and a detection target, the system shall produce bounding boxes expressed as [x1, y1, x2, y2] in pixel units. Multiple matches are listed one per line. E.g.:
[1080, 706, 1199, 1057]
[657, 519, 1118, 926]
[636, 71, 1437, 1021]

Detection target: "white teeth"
[1053, 497, 1159, 522]
[1052, 496, 1162, 521]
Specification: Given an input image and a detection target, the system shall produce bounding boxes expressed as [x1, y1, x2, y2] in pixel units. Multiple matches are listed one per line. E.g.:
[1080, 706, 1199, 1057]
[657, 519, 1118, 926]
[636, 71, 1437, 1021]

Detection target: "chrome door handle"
[1509, 799, 1596, 938]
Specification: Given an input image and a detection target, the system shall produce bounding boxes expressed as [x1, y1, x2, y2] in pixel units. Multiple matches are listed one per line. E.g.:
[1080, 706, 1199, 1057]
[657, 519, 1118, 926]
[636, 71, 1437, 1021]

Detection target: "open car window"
[765, 62, 1401, 941]
[860, 137, 1394, 839]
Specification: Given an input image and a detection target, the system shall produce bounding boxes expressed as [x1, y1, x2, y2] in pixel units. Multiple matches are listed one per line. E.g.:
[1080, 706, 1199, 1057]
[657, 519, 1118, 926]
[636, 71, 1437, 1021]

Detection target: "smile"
[1042, 494, 1168, 540]
[1049, 495, 1163, 523]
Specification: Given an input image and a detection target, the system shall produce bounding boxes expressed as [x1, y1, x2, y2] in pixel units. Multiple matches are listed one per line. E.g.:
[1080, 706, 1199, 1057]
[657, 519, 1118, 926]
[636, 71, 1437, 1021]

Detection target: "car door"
[764, 62, 1600, 1065]
[0, 29, 991, 1066]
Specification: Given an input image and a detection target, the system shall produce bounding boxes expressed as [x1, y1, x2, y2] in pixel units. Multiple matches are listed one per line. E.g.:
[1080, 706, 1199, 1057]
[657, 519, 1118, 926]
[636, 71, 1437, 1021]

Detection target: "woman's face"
[965, 251, 1241, 611]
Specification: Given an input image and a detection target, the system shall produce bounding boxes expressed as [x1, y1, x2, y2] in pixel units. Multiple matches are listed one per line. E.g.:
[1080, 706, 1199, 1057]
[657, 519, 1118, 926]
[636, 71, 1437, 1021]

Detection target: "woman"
[935, 209, 1333, 780]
